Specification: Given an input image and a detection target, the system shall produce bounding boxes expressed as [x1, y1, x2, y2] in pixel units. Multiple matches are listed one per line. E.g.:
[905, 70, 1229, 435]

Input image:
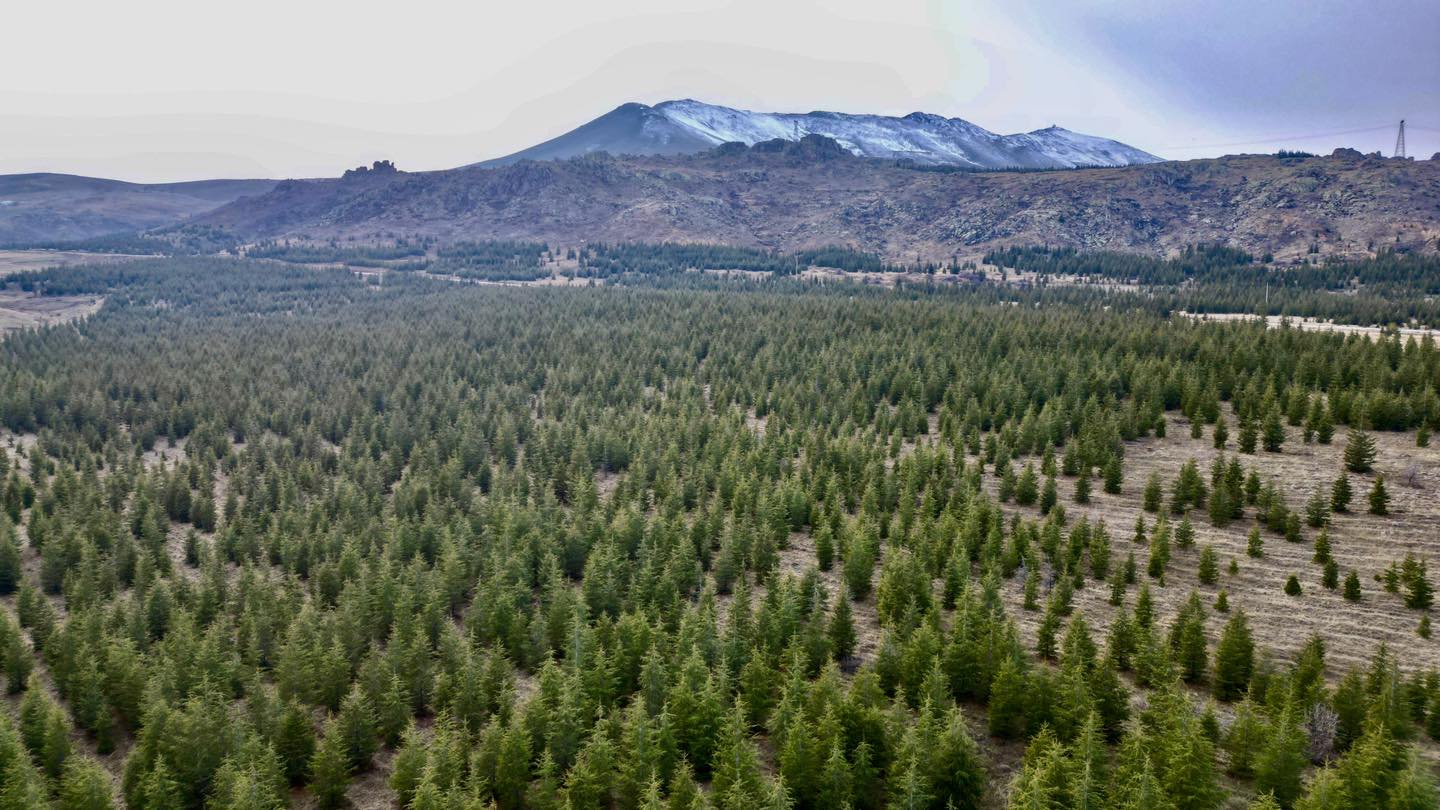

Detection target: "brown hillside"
[200, 141, 1440, 261]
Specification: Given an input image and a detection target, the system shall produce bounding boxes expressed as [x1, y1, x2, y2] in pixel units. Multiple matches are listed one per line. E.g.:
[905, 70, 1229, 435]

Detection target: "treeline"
[245, 239, 429, 266]
[1, 225, 241, 256]
[986, 246, 1440, 326]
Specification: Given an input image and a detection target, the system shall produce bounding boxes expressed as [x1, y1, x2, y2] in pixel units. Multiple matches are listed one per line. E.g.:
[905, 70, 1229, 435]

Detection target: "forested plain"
[0, 254, 1438, 810]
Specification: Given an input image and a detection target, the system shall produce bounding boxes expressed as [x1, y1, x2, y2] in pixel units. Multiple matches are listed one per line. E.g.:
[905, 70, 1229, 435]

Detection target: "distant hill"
[475, 99, 1162, 169]
[199, 138, 1439, 261]
[0, 173, 277, 245]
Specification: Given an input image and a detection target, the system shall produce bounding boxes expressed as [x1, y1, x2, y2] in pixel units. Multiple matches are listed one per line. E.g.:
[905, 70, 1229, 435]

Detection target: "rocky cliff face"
[202, 139, 1440, 261]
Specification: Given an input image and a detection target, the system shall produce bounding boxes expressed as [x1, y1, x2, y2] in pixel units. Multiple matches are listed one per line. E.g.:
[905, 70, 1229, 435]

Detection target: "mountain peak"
[476, 99, 1162, 169]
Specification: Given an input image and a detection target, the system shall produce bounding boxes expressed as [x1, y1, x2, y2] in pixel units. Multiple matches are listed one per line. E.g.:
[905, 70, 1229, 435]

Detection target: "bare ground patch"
[990, 418, 1440, 675]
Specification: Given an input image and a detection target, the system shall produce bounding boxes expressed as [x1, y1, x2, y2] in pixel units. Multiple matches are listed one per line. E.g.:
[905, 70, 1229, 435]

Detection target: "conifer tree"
[987, 658, 1028, 740]
[308, 719, 352, 810]
[1254, 703, 1308, 808]
[1198, 546, 1219, 585]
[1213, 416, 1229, 449]
[1213, 611, 1255, 701]
[1103, 455, 1123, 494]
[0, 528, 17, 596]
[1401, 555, 1433, 609]
[1262, 406, 1286, 452]
[1330, 474, 1352, 513]
[1343, 571, 1362, 602]
[58, 757, 115, 810]
[1368, 476, 1389, 516]
[1322, 560, 1339, 590]
[828, 588, 857, 664]
[1039, 474, 1058, 515]
[1143, 474, 1163, 513]
[1344, 431, 1377, 473]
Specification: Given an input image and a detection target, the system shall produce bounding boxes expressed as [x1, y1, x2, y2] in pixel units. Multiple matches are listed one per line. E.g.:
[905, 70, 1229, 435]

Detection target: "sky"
[2, 0, 1436, 182]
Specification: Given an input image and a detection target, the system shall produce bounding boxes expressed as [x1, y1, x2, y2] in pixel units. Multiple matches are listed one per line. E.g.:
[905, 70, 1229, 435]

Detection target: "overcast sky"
[3, 0, 1435, 182]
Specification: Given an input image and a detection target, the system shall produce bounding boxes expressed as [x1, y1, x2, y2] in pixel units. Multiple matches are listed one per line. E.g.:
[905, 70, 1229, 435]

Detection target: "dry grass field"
[0, 290, 103, 337]
[985, 418, 1440, 676]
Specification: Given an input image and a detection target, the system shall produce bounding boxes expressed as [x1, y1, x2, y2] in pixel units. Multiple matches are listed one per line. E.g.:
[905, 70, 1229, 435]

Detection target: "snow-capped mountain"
[475, 99, 1162, 169]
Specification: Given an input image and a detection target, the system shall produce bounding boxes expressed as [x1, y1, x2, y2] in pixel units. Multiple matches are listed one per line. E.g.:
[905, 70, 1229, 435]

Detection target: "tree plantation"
[0, 255, 1438, 809]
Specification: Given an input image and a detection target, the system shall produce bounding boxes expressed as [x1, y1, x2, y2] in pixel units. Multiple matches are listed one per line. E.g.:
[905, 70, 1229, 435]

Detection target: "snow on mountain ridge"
[475, 99, 1162, 169]
[650, 100, 1159, 168]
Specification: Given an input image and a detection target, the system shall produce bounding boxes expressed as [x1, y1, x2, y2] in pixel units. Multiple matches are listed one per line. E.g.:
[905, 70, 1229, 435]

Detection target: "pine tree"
[1223, 700, 1266, 779]
[1143, 474, 1163, 513]
[1247, 527, 1264, 558]
[1401, 555, 1433, 609]
[1074, 470, 1091, 504]
[1198, 546, 1219, 585]
[1330, 474, 1352, 513]
[1344, 431, 1377, 473]
[1103, 455, 1123, 494]
[1262, 406, 1286, 452]
[0, 528, 18, 596]
[1016, 464, 1039, 506]
[1284, 575, 1302, 596]
[1254, 704, 1308, 807]
[1039, 474, 1058, 515]
[987, 658, 1028, 740]
[1322, 560, 1339, 590]
[335, 685, 378, 772]
[1316, 407, 1336, 444]
[1305, 490, 1329, 528]
[1368, 476, 1390, 516]
[828, 588, 857, 664]
[926, 707, 985, 808]
[1213, 416, 1229, 449]
[308, 719, 351, 810]
[1175, 516, 1195, 550]
[814, 523, 834, 571]
[1213, 611, 1254, 701]
[58, 757, 115, 810]
[1232, 409, 1255, 455]
[389, 726, 426, 807]
[1343, 571, 1362, 602]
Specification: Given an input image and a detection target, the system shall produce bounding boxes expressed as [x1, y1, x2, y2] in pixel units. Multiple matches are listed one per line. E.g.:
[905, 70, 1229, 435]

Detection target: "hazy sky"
[3, 0, 1435, 182]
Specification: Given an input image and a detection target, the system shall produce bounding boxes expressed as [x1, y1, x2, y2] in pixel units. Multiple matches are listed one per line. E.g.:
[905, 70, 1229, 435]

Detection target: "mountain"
[477, 99, 1162, 169]
[0, 173, 277, 245]
[200, 138, 1439, 261]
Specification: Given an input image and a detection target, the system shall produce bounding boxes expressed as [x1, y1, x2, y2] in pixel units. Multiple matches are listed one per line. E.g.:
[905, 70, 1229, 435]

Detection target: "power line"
[1162, 124, 1395, 150]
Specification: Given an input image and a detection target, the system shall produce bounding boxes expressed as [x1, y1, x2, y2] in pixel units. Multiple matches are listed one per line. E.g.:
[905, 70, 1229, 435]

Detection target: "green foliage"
[1344, 431, 1378, 473]
[1214, 611, 1255, 702]
[0, 256, 1430, 810]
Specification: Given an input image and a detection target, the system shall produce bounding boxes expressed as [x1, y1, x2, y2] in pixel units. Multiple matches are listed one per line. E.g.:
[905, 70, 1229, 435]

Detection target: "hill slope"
[0, 173, 277, 245]
[477, 99, 1162, 169]
[202, 139, 1440, 261]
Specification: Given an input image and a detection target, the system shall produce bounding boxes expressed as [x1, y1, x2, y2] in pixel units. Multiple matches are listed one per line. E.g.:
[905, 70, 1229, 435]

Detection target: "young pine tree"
[1343, 571, 1363, 602]
[1344, 430, 1377, 473]
[1262, 406, 1286, 452]
[1283, 575, 1302, 597]
[309, 719, 352, 810]
[1213, 611, 1254, 702]
[1331, 473, 1353, 513]
[1368, 475, 1390, 516]
[1197, 546, 1219, 586]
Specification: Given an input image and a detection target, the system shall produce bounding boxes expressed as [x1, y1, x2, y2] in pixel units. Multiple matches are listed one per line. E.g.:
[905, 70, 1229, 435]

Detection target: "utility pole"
[1394, 120, 1406, 159]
